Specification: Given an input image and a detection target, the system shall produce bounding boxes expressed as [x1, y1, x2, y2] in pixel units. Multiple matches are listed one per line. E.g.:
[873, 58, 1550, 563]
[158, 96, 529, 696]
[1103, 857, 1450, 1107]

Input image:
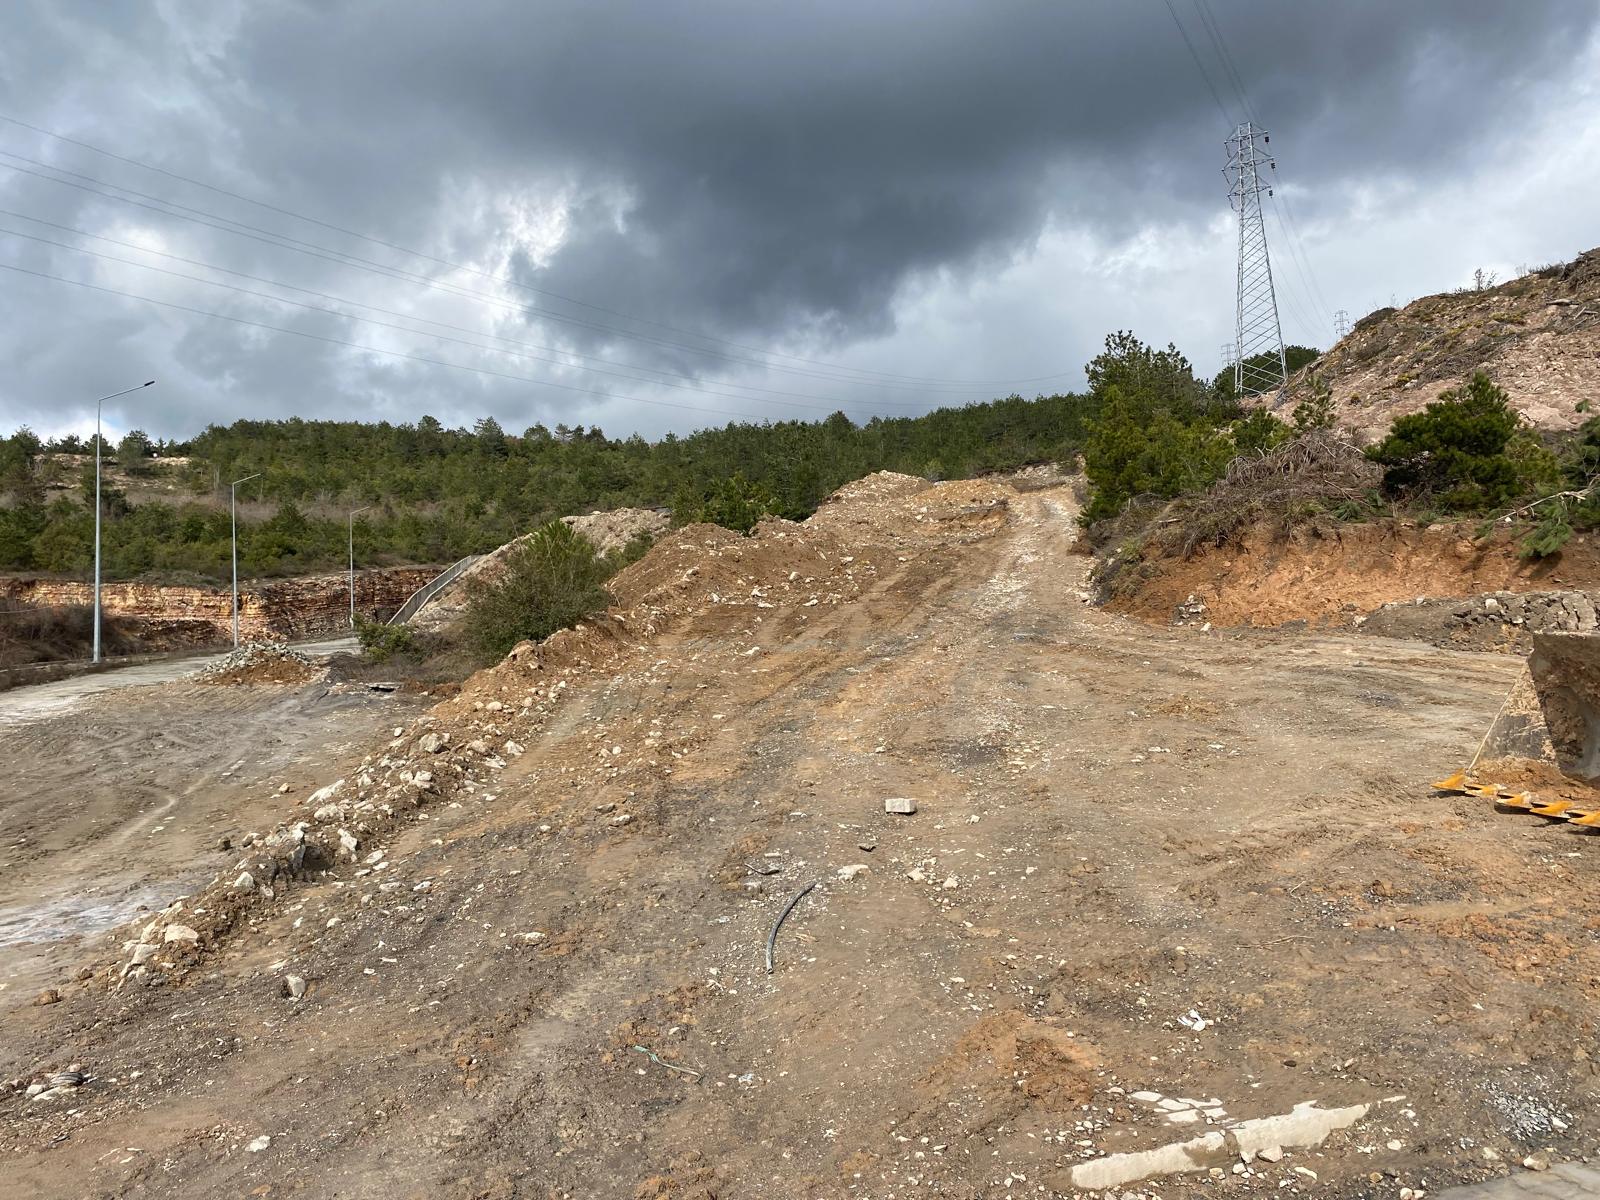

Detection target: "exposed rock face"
[0, 566, 437, 644]
[1256, 247, 1600, 438]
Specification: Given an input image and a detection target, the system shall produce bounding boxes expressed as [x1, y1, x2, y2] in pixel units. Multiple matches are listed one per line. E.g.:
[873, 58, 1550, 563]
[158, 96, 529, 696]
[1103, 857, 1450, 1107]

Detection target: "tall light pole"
[91, 380, 155, 663]
[347, 506, 372, 628]
[230, 472, 260, 648]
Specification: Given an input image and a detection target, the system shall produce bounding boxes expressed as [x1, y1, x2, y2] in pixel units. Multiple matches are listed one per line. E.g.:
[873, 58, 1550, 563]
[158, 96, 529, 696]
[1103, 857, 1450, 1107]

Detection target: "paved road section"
[1439, 1164, 1600, 1197]
[0, 636, 357, 729]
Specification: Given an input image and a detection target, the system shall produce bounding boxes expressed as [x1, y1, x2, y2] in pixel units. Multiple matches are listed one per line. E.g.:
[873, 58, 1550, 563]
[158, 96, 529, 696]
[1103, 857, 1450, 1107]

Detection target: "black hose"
[764, 879, 818, 975]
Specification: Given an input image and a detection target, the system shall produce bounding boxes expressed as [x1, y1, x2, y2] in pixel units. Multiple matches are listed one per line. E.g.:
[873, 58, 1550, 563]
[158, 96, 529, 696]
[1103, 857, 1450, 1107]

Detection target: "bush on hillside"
[673, 472, 780, 533]
[1367, 372, 1525, 510]
[353, 613, 418, 663]
[461, 521, 615, 664]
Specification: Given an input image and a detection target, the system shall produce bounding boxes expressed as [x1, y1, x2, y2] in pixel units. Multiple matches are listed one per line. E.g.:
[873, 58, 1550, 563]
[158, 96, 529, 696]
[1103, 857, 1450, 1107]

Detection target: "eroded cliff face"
[0, 566, 438, 643]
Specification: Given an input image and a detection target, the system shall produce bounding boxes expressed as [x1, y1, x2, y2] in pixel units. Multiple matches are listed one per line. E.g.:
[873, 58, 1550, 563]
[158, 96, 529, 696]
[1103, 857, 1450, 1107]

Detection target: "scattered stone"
[610, 813, 634, 827]
[417, 732, 449, 754]
[163, 924, 201, 944]
[884, 797, 917, 815]
[1257, 1145, 1283, 1163]
[1130, 1091, 1164, 1104]
[129, 943, 159, 966]
[1523, 1153, 1550, 1172]
[836, 864, 869, 880]
[857, 839, 877, 852]
[32, 988, 61, 1007]
[233, 872, 256, 893]
[519, 931, 547, 944]
[246, 1135, 271, 1153]
[283, 975, 306, 1000]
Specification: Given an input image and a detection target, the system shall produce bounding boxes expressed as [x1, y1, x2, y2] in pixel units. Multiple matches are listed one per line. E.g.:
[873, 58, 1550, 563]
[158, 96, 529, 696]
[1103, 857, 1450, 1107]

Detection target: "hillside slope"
[1263, 248, 1600, 437]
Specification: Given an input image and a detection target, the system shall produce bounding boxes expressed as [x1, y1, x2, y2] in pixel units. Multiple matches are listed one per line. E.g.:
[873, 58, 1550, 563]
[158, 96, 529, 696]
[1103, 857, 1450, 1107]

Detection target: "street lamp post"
[91, 380, 155, 663]
[230, 473, 261, 648]
[347, 506, 372, 628]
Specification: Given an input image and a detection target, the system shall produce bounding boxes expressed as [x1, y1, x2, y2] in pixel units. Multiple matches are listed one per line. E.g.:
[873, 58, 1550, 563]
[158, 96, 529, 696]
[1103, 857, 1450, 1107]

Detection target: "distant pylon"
[1334, 309, 1350, 342]
[1220, 341, 1236, 374]
[1225, 121, 1287, 397]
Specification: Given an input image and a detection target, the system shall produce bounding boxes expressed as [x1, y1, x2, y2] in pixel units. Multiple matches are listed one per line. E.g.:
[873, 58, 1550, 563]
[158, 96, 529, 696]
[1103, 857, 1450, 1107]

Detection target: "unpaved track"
[3, 484, 1592, 1198]
[0, 635, 358, 728]
[0, 663, 420, 1022]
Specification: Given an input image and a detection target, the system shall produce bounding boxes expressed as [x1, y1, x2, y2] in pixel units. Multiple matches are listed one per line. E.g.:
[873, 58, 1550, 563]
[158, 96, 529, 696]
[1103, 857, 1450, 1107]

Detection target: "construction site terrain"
[2, 471, 1596, 1199]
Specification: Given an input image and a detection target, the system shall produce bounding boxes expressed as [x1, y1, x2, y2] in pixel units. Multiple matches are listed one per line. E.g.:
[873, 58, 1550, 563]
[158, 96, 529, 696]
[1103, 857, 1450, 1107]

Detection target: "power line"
[1160, 0, 1231, 125]
[0, 152, 1013, 396]
[0, 113, 1081, 389]
[1187, 0, 1333, 332]
[0, 261, 912, 425]
[0, 212, 942, 413]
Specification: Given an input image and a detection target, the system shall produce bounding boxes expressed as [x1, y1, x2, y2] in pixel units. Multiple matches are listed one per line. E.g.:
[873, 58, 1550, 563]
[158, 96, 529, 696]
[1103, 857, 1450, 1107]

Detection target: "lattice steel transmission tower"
[1334, 309, 1350, 342]
[1225, 121, 1287, 396]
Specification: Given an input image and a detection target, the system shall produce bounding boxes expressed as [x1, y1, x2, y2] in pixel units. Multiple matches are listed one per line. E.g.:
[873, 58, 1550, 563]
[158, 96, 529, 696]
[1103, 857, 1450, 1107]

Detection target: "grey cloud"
[0, 1, 1595, 438]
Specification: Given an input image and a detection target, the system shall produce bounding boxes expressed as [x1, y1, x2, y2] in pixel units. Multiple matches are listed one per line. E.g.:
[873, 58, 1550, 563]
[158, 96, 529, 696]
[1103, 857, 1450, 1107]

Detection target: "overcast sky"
[0, 1, 1596, 444]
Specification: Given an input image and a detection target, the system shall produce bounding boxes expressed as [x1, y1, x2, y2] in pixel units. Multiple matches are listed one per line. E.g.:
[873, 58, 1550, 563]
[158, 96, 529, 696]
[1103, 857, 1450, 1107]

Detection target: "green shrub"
[1367, 372, 1523, 511]
[462, 521, 613, 664]
[673, 472, 779, 534]
[1290, 374, 1337, 434]
[1519, 500, 1573, 558]
[353, 613, 417, 663]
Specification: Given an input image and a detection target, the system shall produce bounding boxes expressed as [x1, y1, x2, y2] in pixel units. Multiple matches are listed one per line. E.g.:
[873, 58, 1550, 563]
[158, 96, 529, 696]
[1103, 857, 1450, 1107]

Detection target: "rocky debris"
[884, 797, 918, 815]
[98, 471, 1024, 992]
[246, 1135, 271, 1153]
[561, 506, 671, 556]
[21, 1065, 88, 1105]
[31, 988, 61, 1006]
[1361, 589, 1600, 651]
[1174, 593, 1209, 624]
[194, 642, 318, 686]
[283, 975, 306, 1000]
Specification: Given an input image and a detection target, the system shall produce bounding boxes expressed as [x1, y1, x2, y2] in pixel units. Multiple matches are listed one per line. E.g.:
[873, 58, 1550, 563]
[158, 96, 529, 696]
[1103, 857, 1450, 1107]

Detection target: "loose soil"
[1107, 518, 1600, 629]
[2, 474, 1595, 1198]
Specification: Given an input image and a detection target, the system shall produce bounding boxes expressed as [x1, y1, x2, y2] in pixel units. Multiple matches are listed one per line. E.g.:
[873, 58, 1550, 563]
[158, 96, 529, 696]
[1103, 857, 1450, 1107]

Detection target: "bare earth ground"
[2, 477, 1596, 1199]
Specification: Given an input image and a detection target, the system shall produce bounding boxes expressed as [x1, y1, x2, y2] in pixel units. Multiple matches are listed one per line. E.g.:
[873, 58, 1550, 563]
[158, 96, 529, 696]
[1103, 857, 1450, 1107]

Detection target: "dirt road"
[0, 642, 419, 1026]
[2, 478, 1593, 1198]
[0, 635, 357, 728]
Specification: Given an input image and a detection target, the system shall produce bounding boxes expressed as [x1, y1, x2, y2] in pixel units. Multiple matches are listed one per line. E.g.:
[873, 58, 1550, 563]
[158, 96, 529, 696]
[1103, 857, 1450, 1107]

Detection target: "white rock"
[233, 872, 256, 893]
[1130, 1091, 1164, 1103]
[306, 780, 344, 806]
[1257, 1145, 1283, 1163]
[246, 1135, 271, 1152]
[504, 740, 525, 757]
[836, 864, 870, 880]
[129, 942, 159, 966]
[283, 975, 306, 1000]
[163, 924, 200, 944]
[417, 732, 449, 754]
[884, 797, 918, 815]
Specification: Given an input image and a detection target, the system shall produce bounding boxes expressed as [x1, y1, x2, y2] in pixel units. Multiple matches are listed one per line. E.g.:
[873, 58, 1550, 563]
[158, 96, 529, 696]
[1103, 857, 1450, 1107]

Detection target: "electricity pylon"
[1225, 121, 1287, 396]
[1334, 309, 1350, 342]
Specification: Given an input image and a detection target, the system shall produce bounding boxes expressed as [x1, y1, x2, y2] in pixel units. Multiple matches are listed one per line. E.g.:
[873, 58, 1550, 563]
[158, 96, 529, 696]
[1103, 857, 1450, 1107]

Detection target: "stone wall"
[0, 566, 439, 643]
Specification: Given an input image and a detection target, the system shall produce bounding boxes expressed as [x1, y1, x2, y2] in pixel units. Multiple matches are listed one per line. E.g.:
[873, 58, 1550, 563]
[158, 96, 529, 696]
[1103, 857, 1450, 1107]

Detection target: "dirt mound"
[562, 506, 670, 556]
[1105, 518, 1600, 629]
[1258, 247, 1600, 438]
[194, 642, 318, 686]
[408, 507, 671, 634]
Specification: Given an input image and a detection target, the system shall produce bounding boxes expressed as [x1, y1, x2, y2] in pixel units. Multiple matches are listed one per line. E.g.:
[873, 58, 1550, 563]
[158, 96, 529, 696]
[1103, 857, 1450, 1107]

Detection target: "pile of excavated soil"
[562, 505, 670, 555]
[194, 643, 318, 686]
[1107, 518, 1600, 630]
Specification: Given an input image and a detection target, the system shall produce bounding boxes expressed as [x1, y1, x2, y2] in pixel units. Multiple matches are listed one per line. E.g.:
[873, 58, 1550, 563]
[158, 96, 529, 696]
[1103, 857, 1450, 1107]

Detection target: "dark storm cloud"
[0, 1, 1595, 437]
